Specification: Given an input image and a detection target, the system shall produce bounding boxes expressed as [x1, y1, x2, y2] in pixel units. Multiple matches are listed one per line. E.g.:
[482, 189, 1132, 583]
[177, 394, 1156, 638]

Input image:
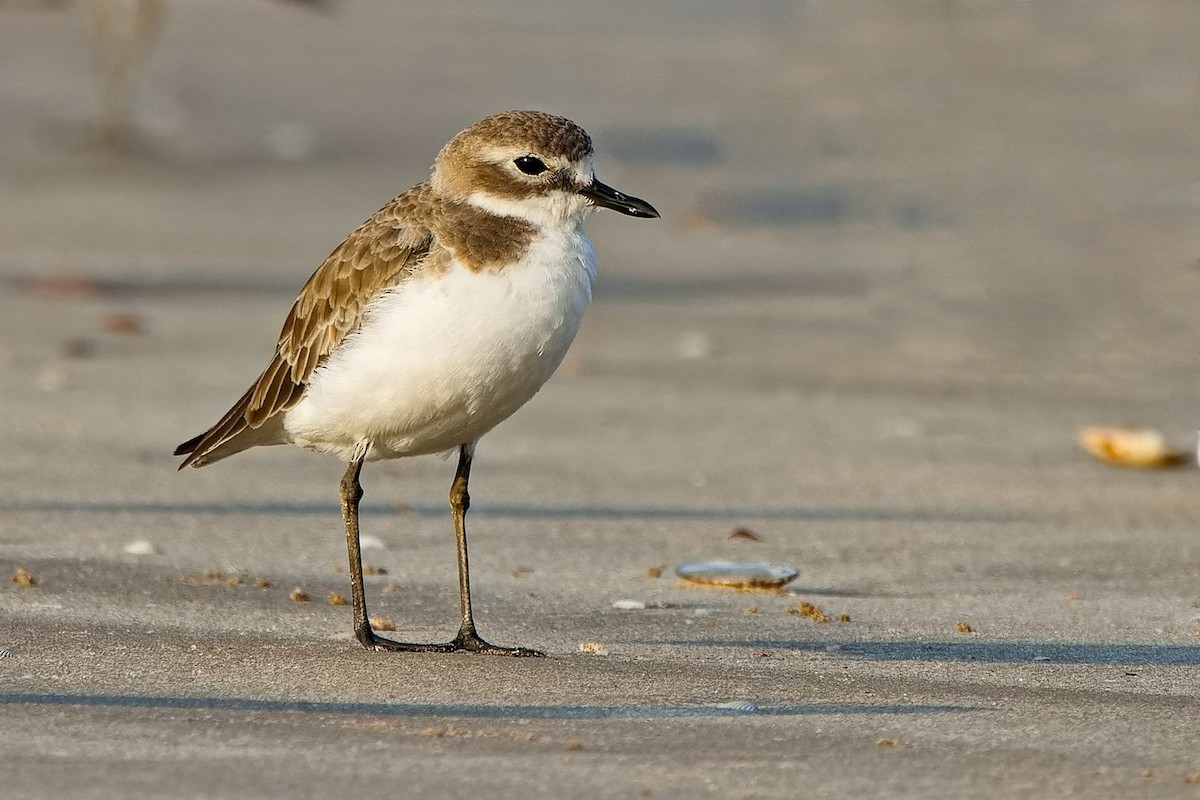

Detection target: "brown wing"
[175, 192, 434, 469]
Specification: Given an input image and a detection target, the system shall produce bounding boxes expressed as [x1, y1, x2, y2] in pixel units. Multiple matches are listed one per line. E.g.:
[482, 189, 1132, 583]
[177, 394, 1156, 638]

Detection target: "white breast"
[283, 224, 595, 460]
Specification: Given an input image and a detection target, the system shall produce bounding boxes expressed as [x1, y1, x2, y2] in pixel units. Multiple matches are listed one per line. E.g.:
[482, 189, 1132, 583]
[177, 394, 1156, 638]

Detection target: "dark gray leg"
[340, 440, 451, 653]
[446, 442, 544, 657]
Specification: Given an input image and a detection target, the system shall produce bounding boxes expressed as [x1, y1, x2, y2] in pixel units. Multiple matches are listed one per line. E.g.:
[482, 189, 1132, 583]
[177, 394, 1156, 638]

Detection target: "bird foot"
[448, 629, 545, 657]
[355, 628, 544, 657]
[357, 630, 456, 653]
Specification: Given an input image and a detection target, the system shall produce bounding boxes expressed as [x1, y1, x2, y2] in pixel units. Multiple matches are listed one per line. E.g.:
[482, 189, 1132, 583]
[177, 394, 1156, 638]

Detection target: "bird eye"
[513, 155, 548, 176]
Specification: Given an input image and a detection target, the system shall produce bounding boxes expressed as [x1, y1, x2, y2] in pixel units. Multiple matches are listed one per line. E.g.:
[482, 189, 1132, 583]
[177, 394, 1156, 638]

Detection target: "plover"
[175, 110, 658, 656]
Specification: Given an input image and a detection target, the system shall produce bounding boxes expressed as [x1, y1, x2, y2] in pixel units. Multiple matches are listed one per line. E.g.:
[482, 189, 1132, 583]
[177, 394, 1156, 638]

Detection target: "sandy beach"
[1, 2, 1198, 797]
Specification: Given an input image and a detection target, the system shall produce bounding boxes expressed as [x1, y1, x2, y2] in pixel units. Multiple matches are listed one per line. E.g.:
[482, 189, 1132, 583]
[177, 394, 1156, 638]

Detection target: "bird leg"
[446, 443, 544, 657]
[340, 440, 451, 653]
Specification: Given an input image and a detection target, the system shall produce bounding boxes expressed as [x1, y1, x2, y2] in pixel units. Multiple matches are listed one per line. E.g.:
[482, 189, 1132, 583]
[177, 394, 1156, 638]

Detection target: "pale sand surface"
[1, 2, 1199, 798]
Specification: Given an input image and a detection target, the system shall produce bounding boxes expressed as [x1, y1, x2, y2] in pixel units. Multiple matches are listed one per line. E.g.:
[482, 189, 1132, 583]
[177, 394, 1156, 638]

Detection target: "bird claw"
[356, 628, 544, 657]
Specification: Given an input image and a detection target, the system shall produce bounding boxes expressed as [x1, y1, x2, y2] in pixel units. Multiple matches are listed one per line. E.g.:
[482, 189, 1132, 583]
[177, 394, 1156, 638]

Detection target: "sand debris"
[10, 568, 36, 587]
[100, 312, 144, 335]
[727, 526, 762, 542]
[422, 725, 470, 738]
[1077, 426, 1188, 469]
[181, 569, 224, 586]
[788, 601, 830, 623]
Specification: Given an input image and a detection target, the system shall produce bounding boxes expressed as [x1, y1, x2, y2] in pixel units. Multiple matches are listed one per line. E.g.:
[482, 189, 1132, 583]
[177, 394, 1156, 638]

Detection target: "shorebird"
[176, 110, 659, 656]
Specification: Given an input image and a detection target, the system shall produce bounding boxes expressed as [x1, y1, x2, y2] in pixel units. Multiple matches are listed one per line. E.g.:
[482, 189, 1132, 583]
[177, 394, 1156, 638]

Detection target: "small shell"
[1077, 426, 1188, 469]
[578, 641, 609, 656]
[122, 540, 159, 556]
[676, 561, 798, 590]
[611, 599, 646, 610]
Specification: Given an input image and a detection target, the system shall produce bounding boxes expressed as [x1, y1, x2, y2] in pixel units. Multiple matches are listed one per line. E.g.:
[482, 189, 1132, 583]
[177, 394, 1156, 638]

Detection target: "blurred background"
[2, 0, 1199, 507]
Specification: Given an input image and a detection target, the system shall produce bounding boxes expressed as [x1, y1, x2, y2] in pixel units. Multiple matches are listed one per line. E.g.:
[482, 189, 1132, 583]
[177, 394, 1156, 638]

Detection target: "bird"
[175, 110, 659, 656]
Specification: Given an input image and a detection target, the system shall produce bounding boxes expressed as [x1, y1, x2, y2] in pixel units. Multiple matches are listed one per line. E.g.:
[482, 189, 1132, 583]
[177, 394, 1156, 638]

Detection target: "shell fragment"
[1077, 426, 1189, 469]
[676, 561, 798, 590]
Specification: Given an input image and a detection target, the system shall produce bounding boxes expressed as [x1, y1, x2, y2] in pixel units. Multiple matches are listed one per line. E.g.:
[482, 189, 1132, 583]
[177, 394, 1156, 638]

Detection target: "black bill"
[579, 179, 660, 219]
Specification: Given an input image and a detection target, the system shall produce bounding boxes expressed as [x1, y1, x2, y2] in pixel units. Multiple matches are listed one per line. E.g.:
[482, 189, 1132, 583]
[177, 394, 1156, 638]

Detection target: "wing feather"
[176, 190, 434, 468]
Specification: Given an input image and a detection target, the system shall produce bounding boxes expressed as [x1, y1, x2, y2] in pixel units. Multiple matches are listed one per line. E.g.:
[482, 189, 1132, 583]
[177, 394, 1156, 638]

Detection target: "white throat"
[466, 190, 593, 229]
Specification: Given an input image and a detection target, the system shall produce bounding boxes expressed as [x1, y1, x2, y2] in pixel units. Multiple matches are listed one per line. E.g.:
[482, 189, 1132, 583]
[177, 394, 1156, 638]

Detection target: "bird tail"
[174, 385, 257, 469]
